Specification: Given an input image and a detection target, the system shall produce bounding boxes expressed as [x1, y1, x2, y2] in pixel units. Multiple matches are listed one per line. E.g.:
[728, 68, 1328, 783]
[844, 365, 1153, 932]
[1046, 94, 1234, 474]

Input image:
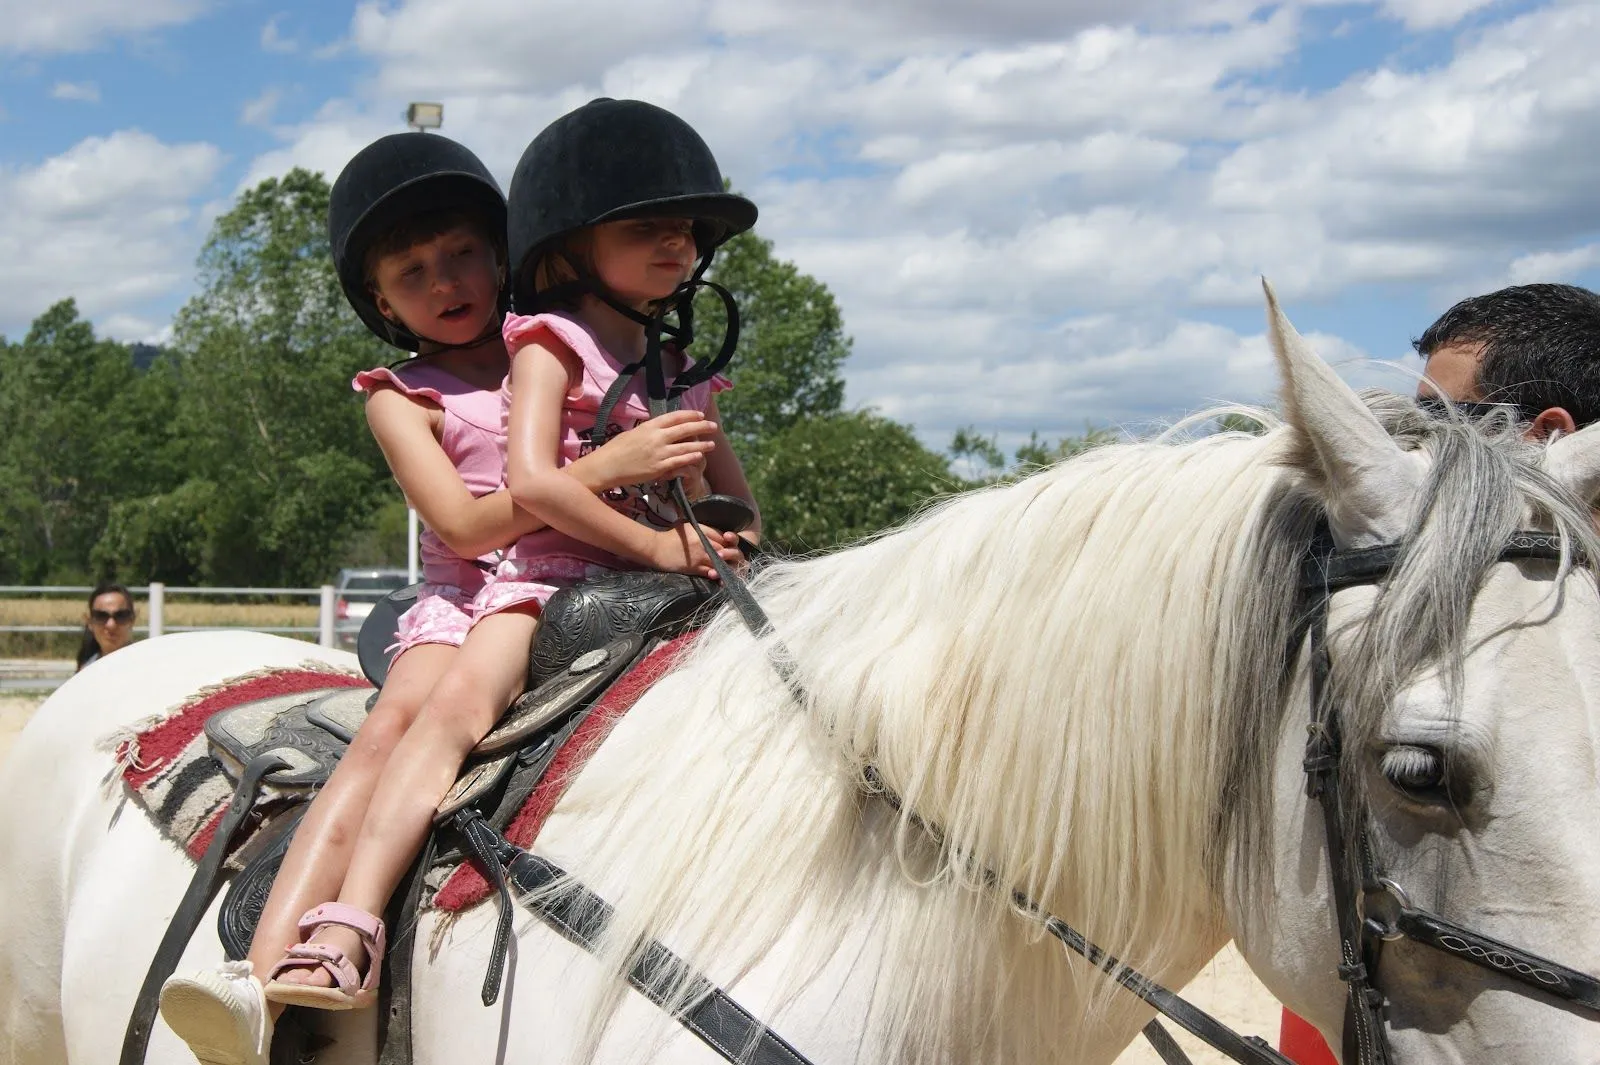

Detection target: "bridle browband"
[1299, 525, 1600, 1065]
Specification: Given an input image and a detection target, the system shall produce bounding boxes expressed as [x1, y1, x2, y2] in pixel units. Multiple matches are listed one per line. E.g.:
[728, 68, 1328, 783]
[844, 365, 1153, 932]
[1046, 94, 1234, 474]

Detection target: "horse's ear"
[1543, 422, 1600, 507]
[1264, 279, 1424, 544]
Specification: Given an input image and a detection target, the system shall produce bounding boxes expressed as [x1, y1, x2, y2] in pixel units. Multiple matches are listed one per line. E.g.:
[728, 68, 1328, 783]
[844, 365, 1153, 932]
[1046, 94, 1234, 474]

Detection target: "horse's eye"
[1380, 745, 1449, 801]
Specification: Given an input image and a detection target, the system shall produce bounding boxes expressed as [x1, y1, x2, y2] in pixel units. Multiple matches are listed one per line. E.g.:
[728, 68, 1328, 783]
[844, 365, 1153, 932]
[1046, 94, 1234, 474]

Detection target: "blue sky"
[4, 0, 1599, 452]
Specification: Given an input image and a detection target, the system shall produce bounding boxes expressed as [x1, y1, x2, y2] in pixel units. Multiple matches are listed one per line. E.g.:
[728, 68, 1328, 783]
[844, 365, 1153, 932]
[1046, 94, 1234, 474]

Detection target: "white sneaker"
[158, 961, 274, 1065]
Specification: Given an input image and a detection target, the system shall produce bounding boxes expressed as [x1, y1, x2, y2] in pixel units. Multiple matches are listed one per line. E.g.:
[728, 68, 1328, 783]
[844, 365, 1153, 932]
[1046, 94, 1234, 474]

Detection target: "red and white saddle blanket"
[102, 637, 692, 911]
[103, 663, 371, 860]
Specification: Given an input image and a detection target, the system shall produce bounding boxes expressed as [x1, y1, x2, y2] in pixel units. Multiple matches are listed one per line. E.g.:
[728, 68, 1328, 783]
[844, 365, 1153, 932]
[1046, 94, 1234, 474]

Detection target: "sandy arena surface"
[0, 691, 1289, 1063]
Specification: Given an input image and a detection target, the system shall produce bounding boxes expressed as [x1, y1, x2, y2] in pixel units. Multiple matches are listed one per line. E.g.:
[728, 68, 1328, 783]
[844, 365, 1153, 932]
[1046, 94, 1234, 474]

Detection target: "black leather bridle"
[1299, 526, 1600, 1064]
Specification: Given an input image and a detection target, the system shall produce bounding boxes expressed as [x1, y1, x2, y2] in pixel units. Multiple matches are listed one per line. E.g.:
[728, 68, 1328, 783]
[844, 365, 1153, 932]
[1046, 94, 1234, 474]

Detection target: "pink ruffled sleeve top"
[498, 311, 730, 569]
[351, 359, 507, 591]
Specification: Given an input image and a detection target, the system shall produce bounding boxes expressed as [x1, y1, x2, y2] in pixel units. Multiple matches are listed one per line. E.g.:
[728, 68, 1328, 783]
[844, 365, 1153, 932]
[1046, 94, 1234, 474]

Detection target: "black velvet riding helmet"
[507, 98, 757, 310]
[329, 132, 508, 351]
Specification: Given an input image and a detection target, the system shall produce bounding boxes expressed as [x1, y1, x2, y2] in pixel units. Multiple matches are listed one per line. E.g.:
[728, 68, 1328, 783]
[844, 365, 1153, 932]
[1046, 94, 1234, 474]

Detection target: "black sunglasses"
[91, 608, 134, 625]
[1415, 397, 1525, 423]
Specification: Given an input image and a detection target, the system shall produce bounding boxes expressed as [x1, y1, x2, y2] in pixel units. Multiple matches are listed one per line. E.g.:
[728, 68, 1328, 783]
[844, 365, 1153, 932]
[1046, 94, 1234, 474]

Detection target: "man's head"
[1414, 283, 1600, 438]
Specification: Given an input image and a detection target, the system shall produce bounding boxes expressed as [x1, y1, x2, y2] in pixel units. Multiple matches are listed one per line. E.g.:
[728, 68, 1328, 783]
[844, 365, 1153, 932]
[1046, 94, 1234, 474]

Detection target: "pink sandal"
[261, 902, 387, 1010]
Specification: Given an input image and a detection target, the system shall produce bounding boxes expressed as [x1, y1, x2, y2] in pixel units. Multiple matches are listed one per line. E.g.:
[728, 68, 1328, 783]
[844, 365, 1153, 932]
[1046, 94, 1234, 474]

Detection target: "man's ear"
[1527, 406, 1578, 441]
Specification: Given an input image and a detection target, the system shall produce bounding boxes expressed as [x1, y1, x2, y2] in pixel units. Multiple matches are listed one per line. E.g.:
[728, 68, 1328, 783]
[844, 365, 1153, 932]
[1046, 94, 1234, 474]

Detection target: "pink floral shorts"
[389, 556, 622, 658]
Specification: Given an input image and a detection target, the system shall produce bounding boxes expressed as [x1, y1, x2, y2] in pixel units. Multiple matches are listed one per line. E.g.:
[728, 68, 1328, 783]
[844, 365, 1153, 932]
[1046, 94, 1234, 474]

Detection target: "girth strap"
[459, 813, 813, 1065]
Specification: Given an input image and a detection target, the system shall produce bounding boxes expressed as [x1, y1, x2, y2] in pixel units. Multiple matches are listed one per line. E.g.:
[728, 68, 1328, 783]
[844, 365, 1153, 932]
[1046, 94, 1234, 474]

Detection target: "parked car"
[333, 567, 411, 649]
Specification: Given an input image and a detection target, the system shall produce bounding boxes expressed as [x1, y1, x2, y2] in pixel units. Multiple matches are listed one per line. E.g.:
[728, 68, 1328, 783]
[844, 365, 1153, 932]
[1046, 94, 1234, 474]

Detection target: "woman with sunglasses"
[75, 583, 135, 671]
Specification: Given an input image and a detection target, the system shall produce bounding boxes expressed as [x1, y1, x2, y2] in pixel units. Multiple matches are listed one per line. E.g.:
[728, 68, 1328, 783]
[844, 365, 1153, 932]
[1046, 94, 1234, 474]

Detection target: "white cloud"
[843, 301, 1394, 447]
[237, 101, 404, 193]
[240, 87, 282, 128]
[0, 131, 221, 336]
[1376, 0, 1504, 31]
[349, 0, 698, 96]
[50, 80, 99, 103]
[1507, 244, 1600, 285]
[12, 0, 1579, 439]
[99, 313, 168, 343]
[706, 0, 1268, 54]
[0, 0, 209, 54]
[261, 13, 296, 54]
[1209, 4, 1600, 245]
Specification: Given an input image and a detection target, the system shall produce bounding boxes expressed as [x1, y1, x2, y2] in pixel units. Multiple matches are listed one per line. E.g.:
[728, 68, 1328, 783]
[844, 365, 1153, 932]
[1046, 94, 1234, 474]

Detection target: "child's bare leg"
[273, 610, 539, 988]
[245, 643, 455, 996]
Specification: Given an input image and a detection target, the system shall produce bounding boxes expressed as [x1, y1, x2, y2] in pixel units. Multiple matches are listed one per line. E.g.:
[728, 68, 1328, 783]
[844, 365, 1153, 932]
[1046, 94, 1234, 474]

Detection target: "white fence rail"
[0, 583, 340, 647]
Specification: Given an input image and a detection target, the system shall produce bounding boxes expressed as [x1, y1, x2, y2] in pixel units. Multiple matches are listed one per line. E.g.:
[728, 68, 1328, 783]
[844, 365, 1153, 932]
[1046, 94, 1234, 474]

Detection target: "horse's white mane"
[537, 396, 1600, 1064]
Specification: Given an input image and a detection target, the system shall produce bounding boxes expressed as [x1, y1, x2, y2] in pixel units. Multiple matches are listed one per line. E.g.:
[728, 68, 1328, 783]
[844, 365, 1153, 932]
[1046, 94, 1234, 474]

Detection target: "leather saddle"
[205, 569, 719, 959]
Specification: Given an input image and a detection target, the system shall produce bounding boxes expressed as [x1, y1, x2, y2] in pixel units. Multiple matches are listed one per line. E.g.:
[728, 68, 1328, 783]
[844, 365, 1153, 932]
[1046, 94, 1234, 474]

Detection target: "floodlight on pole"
[406, 102, 444, 132]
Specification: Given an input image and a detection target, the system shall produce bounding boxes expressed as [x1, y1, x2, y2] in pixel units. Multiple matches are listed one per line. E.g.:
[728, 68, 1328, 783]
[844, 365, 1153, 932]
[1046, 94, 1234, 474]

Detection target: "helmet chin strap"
[530, 247, 741, 449]
[585, 275, 741, 449]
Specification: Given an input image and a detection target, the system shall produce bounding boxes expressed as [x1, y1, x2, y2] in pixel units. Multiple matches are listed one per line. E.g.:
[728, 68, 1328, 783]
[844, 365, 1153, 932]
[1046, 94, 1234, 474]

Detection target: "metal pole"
[319, 585, 336, 648]
[147, 583, 165, 639]
[407, 507, 419, 583]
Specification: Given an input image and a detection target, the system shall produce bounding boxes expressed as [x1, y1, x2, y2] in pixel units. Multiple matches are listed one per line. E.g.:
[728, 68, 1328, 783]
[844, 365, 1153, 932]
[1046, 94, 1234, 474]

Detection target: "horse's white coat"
[4, 297, 1600, 1064]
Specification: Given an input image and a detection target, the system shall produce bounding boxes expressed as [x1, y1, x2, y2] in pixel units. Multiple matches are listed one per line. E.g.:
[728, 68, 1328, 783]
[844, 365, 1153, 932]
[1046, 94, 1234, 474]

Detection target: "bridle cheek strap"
[1302, 526, 1600, 1065]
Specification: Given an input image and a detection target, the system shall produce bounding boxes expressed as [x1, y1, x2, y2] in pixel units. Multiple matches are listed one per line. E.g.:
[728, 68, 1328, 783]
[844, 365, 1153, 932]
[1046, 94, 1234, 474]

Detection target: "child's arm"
[698, 395, 762, 544]
[506, 340, 742, 577]
[364, 386, 671, 560]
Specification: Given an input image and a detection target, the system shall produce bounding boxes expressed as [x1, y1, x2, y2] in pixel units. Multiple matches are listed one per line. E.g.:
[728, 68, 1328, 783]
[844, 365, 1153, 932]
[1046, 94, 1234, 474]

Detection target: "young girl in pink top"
[500, 98, 762, 601]
[159, 132, 728, 1065]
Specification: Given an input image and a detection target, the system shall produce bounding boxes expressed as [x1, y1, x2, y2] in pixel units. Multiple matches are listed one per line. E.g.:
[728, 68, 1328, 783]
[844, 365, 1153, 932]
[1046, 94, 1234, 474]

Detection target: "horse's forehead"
[1389, 568, 1600, 747]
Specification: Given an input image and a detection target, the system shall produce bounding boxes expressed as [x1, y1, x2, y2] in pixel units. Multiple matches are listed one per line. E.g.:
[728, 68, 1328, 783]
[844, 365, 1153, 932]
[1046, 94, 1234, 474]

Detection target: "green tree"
[99, 169, 398, 585]
[0, 301, 178, 581]
[690, 227, 849, 458]
[747, 410, 960, 552]
[1217, 412, 1267, 435]
[948, 424, 1119, 487]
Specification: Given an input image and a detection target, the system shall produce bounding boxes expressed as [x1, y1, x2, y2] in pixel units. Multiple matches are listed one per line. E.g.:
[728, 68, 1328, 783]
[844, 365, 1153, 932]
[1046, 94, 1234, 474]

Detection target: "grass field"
[0, 596, 321, 656]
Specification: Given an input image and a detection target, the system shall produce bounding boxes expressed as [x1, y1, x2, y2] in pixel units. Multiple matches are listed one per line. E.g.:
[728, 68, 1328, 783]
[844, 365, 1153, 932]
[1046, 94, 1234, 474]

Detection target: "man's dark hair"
[1413, 283, 1600, 428]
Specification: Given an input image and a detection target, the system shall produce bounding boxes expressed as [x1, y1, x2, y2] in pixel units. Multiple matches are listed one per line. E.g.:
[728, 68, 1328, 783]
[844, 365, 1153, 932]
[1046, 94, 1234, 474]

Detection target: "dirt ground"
[0, 692, 1289, 1063]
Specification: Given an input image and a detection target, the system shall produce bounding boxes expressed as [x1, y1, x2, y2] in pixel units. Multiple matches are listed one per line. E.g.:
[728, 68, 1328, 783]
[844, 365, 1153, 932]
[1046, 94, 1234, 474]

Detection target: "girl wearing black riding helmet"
[159, 131, 721, 1062]
[499, 98, 760, 610]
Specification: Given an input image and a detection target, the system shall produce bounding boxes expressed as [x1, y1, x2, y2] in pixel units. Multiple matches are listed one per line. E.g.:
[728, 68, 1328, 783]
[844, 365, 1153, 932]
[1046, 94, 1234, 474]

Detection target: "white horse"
[5, 290, 1600, 1065]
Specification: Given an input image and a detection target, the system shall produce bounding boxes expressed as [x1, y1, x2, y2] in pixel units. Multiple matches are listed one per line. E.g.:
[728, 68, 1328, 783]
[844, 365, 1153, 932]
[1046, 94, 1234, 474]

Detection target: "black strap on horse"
[453, 811, 810, 1065]
[1298, 526, 1600, 1065]
[120, 751, 291, 1065]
